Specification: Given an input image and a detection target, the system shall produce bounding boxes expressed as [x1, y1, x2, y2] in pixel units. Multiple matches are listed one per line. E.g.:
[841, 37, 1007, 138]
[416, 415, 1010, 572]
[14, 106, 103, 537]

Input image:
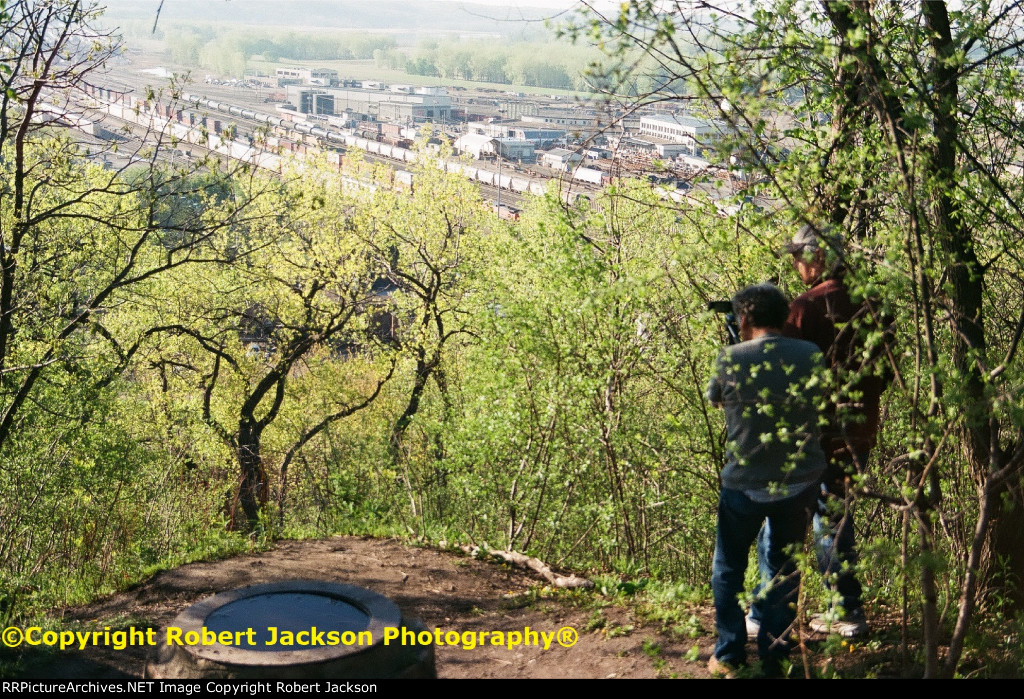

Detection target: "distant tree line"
[160, 24, 398, 76]
[125, 18, 646, 93]
[373, 40, 604, 91]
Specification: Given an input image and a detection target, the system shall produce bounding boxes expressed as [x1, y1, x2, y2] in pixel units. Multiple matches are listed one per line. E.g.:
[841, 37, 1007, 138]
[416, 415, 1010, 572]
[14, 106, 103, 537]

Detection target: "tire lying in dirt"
[146, 580, 435, 679]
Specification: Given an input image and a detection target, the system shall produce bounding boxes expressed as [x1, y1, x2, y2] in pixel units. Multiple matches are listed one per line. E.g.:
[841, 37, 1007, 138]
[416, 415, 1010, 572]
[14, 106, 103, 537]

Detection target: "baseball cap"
[779, 223, 844, 255]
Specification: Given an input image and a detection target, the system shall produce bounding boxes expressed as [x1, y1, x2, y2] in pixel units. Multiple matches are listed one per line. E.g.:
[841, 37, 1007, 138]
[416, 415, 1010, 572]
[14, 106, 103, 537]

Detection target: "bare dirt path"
[13, 537, 723, 679]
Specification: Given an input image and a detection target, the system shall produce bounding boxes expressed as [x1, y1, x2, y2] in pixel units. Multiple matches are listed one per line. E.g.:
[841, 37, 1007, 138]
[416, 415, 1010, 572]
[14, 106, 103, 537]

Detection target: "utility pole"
[496, 140, 502, 212]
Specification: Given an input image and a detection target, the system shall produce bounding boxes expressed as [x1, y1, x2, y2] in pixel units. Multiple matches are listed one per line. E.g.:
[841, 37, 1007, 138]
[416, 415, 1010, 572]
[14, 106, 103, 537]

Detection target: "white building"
[467, 121, 512, 138]
[541, 148, 583, 171]
[455, 133, 497, 159]
[522, 110, 596, 128]
[638, 113, 731, 156]
[275, 67, 338, 87]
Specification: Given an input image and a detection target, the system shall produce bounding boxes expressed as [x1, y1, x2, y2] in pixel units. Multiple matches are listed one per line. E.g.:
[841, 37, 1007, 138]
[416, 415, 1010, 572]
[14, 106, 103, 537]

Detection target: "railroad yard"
[59, 50, 765, 217]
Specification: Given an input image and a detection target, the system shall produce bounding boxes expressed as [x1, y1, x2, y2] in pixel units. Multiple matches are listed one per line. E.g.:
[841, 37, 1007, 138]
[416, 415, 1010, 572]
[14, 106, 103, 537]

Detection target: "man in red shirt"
[759, 223, 890, 637]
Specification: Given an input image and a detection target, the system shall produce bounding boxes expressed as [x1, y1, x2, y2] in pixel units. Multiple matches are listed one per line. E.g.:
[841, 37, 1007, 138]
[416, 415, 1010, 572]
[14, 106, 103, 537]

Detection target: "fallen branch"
[460, 545, 594, 589]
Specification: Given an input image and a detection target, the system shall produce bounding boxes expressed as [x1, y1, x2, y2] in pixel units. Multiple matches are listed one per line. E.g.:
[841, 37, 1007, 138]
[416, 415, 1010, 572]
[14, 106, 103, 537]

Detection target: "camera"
[708, 300, 741, 345]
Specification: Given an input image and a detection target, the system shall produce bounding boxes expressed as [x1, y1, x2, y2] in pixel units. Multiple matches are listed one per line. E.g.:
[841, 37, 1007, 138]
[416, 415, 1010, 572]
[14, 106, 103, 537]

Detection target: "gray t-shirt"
[706, 333, 827, 494]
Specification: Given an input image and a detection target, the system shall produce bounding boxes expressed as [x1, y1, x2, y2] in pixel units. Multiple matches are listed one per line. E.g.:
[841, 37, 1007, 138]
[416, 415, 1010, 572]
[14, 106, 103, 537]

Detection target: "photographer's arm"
[707, 350, 726, 407]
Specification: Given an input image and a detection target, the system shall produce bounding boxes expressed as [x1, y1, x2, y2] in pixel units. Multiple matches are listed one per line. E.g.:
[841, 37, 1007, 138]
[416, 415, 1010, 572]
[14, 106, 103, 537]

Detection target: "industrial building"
[521, 110, 596, 128]
[454, 134, 535, 161]
[285, 85, 453, 123]
[276, 67, 339, 87]
[638, 113, 731, 156]
[455, 133, 497, 159]
[495, 138, 535, 161]
[617, 135, 693, 158]
[295, 90, 336, 116]
[466, 121, 564, 147]
[540, 148, 583, 171]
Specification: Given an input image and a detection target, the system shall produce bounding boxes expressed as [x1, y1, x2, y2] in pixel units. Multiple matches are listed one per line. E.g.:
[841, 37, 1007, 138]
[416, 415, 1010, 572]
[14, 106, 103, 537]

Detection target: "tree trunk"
[235, 419, 268, 531]
[390, 351, 432, 456]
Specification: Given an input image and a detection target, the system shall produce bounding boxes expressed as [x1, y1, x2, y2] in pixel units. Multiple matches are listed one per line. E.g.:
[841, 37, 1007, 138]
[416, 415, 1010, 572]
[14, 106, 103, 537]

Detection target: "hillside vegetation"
[2, 0, 1024, 679]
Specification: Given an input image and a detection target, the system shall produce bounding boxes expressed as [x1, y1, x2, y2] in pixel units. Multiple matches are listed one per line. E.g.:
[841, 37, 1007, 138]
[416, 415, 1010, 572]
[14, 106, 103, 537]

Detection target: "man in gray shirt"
[705, 283, 826, 677]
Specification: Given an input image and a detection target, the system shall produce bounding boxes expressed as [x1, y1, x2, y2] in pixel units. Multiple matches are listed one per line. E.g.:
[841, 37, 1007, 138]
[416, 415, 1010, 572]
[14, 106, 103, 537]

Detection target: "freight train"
[80, 85, 596, 204]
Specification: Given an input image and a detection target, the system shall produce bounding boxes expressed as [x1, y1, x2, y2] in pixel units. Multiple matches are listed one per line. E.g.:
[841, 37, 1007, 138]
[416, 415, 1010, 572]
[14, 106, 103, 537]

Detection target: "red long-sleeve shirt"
[783, 277, 887, 457]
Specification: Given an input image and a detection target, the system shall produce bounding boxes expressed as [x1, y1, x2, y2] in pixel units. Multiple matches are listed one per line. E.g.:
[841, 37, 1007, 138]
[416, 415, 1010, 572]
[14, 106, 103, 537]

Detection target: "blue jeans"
[813, 490, 862, 614]
[751, 451, 866, 615]
[712, 485, 816, 670]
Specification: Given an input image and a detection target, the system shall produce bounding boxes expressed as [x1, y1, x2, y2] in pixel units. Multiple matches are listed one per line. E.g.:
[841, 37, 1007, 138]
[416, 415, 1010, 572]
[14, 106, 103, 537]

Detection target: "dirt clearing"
[8, 536, 896, 679]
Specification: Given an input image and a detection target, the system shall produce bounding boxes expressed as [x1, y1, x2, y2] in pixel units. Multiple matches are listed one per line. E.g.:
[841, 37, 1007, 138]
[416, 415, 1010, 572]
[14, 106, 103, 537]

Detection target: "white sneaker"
[809, 608, 868, 637]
